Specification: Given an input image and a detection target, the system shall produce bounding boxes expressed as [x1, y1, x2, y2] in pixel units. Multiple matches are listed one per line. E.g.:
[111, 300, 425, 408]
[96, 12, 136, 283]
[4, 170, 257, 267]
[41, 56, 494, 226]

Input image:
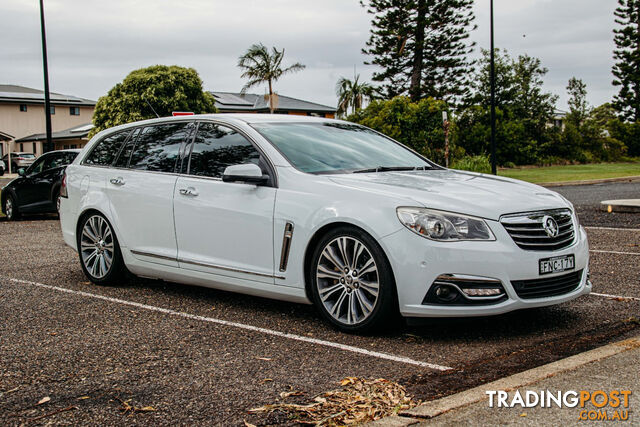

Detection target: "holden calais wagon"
[60, 114, 590, 332]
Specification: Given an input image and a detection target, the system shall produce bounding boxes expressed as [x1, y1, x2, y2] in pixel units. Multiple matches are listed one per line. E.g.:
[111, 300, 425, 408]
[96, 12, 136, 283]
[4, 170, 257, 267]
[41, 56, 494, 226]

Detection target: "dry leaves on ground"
[249, 377, 418, 425]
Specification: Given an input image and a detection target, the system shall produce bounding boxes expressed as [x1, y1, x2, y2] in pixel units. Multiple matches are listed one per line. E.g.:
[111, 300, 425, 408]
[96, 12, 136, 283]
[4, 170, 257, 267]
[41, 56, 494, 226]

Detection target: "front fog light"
[461, 288, 503, 297]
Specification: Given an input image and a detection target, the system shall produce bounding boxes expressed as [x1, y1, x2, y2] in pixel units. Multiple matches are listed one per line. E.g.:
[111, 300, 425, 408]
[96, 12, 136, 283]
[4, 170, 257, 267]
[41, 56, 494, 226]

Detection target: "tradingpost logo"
[486, 389, 632, 421]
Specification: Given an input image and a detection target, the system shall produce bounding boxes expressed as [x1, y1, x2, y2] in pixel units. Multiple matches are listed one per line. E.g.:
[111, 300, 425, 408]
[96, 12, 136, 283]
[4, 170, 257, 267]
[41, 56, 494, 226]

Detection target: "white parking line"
[2, 277, 452, 372]
[585, 226, 640, 232]
[591, 292, 640, 302]
[590, 249, 640, 256]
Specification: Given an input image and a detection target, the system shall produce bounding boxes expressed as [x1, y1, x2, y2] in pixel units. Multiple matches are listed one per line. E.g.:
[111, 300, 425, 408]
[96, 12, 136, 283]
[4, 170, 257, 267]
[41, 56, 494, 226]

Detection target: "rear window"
[128, 123, 192, 172]
[85, 130, 131, 166]
[16, 153, 35, 158]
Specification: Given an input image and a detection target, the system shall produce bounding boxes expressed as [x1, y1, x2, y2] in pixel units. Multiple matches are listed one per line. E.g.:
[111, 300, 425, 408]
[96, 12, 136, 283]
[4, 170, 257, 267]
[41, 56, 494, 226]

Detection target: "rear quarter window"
[84, 130, 132, 166]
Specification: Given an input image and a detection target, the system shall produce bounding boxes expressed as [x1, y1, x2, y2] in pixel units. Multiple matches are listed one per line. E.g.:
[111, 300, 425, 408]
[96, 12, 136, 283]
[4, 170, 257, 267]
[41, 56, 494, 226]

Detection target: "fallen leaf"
[137, 406, 156, 412]
[37, 396, 51, 405]
[49, 332, 57, 336]
[280, 391, 304, 398]
[340, 377, 357, 386]
[243, 421, 257, 427]
[77, 396, 90, 400]
[261, 378, 273, 383]
[256, 357, 272, 361]
[520, 412, 527, 417]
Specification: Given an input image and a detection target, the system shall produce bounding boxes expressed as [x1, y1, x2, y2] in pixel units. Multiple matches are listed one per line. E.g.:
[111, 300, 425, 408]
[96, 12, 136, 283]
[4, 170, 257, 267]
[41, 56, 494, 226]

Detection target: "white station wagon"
[60, 114, 591, 332]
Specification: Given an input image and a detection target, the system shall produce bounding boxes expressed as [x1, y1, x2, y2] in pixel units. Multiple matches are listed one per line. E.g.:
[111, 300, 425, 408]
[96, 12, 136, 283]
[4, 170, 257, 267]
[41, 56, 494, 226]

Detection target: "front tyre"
[77, 213, 126, 285]
[4, 195, 20, 221]
[309, 226, 397, 333]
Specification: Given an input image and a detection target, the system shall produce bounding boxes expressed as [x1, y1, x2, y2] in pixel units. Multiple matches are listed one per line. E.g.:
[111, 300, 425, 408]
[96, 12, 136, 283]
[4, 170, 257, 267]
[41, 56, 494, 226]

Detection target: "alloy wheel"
[315, 236, 379, 325]
[80, 215, 115, 279]
[5, 198, 13, 219]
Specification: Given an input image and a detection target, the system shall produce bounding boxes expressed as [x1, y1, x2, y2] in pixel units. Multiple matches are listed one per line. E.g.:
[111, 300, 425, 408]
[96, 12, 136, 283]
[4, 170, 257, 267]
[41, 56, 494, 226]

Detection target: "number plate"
[539, 254, 575, 275]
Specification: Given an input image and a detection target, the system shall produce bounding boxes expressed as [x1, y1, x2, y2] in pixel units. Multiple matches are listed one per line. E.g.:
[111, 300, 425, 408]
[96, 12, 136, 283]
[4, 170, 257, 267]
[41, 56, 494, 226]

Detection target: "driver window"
[27, 156, 47, 175]
[188, 123, 260, 178]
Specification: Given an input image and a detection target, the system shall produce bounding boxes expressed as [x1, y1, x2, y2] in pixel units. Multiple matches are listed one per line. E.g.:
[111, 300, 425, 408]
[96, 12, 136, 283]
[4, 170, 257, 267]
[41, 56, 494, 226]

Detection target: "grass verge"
[499, 162, 640, 184]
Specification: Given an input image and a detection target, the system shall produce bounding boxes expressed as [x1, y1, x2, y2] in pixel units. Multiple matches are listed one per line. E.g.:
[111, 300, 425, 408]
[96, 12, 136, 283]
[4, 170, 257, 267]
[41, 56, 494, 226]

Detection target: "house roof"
[16, 123, 93, 143]
[210, 91, 336, 113]
[0, 84, 96, 106]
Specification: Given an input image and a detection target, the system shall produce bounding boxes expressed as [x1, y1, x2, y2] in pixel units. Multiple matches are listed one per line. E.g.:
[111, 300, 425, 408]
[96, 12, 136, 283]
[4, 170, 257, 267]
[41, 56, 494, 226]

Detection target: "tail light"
[60, 173, 68, 198]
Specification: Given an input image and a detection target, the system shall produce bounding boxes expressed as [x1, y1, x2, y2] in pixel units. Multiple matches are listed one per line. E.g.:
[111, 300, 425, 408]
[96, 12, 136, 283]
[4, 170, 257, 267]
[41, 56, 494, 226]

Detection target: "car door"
[31, 153, 65, 210]
[106, 122, 194, 267]
[173, 121, 277, 283]
[12, 154, 48, 210]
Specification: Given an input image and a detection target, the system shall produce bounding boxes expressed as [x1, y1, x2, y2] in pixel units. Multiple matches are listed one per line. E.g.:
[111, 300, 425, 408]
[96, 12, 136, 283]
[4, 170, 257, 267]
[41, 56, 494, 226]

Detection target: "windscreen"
[251, 122, 431, 174]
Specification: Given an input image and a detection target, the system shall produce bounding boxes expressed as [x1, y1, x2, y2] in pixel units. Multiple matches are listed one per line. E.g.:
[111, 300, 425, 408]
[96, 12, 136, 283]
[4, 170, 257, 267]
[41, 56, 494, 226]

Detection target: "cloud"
[0, 0, 619, 109]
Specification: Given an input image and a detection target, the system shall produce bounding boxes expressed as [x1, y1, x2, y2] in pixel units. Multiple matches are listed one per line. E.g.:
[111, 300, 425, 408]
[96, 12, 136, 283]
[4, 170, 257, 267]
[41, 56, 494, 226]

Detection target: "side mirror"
[18, 168, 25, 177]
[222, 163, 269, 185]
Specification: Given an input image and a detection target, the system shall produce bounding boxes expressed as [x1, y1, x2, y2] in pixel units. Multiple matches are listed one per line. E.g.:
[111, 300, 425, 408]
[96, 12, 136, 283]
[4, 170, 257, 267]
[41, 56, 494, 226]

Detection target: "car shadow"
[109, 274, 582, 342]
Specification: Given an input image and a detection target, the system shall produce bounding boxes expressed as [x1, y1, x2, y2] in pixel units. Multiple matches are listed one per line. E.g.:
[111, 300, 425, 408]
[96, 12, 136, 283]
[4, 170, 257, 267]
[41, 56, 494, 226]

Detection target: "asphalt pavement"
[0, 181, 638, 425]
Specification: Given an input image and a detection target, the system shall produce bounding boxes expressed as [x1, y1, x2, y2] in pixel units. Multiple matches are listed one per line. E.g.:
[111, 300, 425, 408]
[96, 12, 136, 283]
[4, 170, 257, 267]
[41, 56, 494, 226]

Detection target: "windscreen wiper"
[352, 166, 431, 173]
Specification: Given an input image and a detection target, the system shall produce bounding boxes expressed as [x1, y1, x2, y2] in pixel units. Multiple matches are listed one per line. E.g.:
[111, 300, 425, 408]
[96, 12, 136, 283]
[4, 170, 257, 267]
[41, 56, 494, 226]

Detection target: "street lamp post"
[39, 0, 53, 154]
[490, 0, 497, 175]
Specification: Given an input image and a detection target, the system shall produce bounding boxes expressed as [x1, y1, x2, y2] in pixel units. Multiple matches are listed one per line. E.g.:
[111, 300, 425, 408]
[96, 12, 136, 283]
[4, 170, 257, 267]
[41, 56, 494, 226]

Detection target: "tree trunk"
[409, 0, 427, 102]
[268, 79, 274, 114]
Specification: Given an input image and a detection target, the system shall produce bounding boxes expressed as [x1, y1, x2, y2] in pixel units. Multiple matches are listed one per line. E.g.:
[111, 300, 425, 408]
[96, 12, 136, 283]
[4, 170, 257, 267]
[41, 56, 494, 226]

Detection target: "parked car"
[1, 149, 80, 220]
[59, 115, 590, 333]
[0, 159, 5, 176]
[2, 152, 36, 172]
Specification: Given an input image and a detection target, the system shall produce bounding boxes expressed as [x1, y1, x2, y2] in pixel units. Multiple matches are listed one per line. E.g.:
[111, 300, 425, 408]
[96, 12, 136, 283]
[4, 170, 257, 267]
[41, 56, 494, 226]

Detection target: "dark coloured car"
[1, 149, 80, 220]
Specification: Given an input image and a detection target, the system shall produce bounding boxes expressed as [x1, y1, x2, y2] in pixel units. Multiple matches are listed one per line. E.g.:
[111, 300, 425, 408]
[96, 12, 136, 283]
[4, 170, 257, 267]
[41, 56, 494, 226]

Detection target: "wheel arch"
[302, 221, 398, 303]
[76, 208, 117, 243]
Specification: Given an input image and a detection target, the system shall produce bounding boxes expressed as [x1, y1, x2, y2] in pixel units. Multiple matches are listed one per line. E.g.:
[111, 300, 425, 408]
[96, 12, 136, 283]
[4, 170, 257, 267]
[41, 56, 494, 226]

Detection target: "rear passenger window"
[128, 123, 191, 172]
[188, 123, 260, 178]
[85, 130, 131, 166]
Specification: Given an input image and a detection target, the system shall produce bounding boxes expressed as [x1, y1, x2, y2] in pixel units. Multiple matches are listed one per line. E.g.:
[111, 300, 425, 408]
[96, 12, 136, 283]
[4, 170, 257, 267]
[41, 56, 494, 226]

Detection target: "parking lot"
[1, 181, 639, 425]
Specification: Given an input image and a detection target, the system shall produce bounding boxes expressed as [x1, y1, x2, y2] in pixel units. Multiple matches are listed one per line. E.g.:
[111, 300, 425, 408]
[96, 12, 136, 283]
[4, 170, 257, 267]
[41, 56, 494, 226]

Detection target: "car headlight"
[397, 207, 495, 241]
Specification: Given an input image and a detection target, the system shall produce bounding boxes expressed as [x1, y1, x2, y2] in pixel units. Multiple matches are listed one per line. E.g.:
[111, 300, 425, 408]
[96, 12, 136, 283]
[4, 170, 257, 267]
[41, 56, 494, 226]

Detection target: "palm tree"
[335, 74, 374, 117]
[237, 43, 306, 114]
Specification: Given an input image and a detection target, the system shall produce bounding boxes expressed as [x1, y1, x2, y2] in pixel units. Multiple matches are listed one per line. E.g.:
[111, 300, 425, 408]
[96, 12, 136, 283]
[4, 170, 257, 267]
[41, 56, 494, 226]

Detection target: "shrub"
[451, 155, 491, 173]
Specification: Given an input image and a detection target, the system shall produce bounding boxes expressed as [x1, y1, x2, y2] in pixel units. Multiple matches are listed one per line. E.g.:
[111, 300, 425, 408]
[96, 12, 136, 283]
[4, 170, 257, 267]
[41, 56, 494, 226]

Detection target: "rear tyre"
[77, 213, 126, 286]
[55, 191, 61, 216]
[309, 226, 398, 333]
[4, 195, 20, 221]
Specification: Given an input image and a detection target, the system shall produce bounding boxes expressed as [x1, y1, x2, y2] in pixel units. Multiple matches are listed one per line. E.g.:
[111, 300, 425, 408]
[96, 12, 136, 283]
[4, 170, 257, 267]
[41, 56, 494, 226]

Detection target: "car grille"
[501, 209, 575, 251]
[511, 270, 583, 299]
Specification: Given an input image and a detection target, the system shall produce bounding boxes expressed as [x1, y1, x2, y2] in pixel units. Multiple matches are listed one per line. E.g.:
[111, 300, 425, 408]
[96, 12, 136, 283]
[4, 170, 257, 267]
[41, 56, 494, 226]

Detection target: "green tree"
[347, 96, 455, 164]
[336, 75, 374, 117]
[457, 50, 558, 164]
[91, 65, 216, 136]
[361, 0, 476, 103]
[566, 77, 590, 126]
[612, 0, 640, 121]
[237, 43, 305, 114]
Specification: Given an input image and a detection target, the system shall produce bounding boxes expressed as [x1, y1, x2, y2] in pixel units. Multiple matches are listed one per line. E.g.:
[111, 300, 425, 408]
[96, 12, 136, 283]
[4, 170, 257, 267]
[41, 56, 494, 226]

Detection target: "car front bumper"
[381, 220, 590, 318]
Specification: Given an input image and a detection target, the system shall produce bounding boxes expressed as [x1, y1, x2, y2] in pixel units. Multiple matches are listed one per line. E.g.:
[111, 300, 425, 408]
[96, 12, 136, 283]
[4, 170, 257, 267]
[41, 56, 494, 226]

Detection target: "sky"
[0, 0, 619, 111]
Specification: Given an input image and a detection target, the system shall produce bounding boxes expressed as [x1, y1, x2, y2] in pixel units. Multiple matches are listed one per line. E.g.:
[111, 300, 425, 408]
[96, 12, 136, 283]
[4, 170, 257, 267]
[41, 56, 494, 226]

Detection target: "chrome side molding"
[130, 249, 285, 280]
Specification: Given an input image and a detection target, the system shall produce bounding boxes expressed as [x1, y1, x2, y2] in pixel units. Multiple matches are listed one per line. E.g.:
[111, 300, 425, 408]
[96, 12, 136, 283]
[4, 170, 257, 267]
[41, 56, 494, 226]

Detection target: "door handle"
[179, 187, 198, 197]
[109, 177, 125, 186]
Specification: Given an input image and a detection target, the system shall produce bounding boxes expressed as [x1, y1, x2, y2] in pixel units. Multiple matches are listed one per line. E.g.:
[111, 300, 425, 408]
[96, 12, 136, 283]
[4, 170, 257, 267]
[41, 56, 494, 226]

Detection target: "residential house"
[211, 91, 336, 118]
[0, 84, 95, 158]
